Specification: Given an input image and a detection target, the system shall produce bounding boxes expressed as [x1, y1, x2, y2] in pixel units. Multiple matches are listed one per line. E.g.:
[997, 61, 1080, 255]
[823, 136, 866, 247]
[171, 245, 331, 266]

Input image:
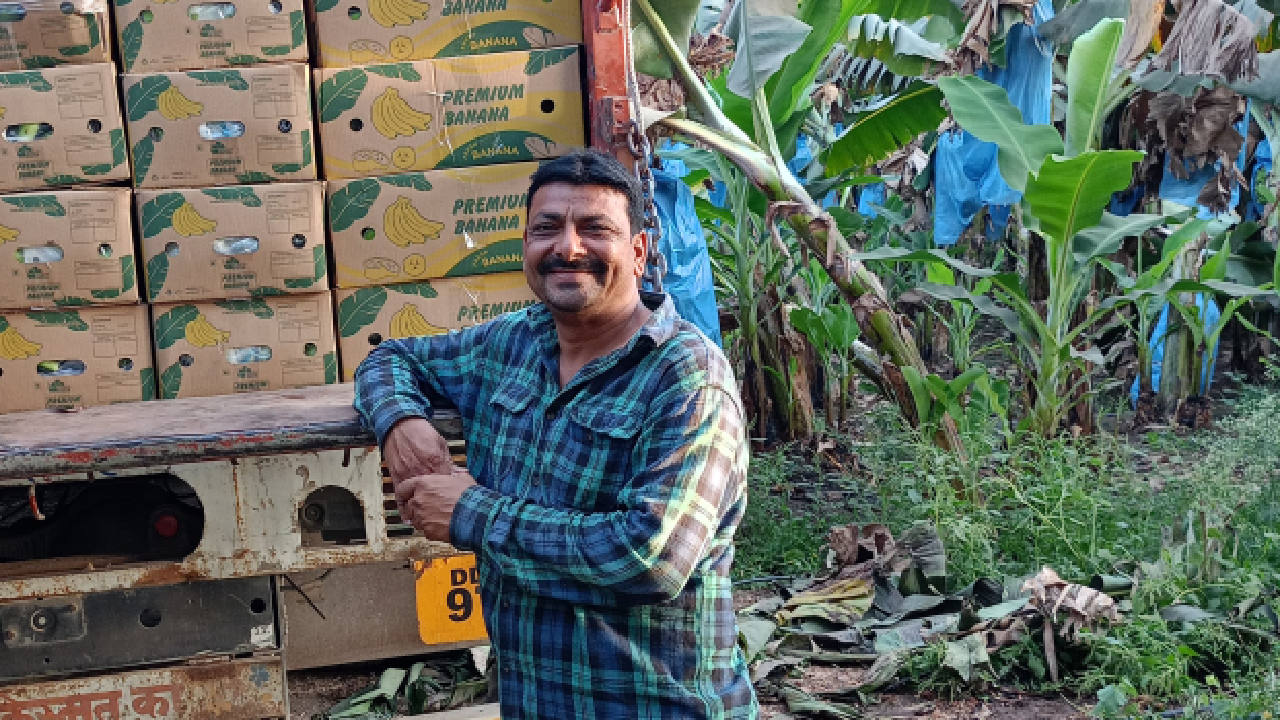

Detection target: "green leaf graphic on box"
[391, 281, 437, 299]
[314, 0, 339, 11]
[261, 44, 292, 56]
[154, 305, 200, 349]
[367, 64, 422, 82]
[3, 195, 66, 216]
[120, 255, 136, 293]
[329, 179, 380, 231]
[55, 296, 92, 306]
[58, 44, 92, 56]
[438, 21, 549, 56]
[126, 75, 171, 121]
[216, 298, 275, 317]
[236, 171, 276, 184]
[91, 288, 121, 299]
[379, 174, 432, 191]
[323, 352, 337, 384]
[249, 286, 288, 297]
[523, 47, 576, 75]
[81, 163, 113, 176]
[27, 311, 88, 331]
[285, 245, 326, 288]
[87, 13, 101, 47]
[201, 187, 263, 206]
[22, 56, 60, 69]
[188, 70, 249, 90]
[140, 192, 185, 238]
[160, 361, 182, 399]
[226, 55, 261, 65]
[43, 174, 85, 186]
[272, 130, 312, 174]
[140, 366, 156, 401]
[302, 129, 312, 167]
[131, 134, 154, 186]
[290, 10, 304, 48]
[145, 252, 169, 301]
[109, 128, 126, 167]
[444, 238, 522, 276]
[319, 68, 368, 123]
[436, 131, 552, 169]
[0, 71, 52, 92]
[0, 316, 8, 333]
[121, 17, 143, 72]
[272, 163, 303, 174]
[337, 286, 388, 337]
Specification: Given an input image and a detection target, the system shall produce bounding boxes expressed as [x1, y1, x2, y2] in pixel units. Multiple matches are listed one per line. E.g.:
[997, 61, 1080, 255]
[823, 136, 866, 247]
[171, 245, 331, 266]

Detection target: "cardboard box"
[113, 0, 307, 73]
[0, 304, 155, 414]
[0, 0, 112, 71]
[0, 187, 137, 310]
[152, 293, 337, 399]
[123, 64, 317, 189]
[311, 0, 581, 68]
[316, 48, 583, 180]
[327, 162, 537, 288]
[138, 182, 327, 302]
[0, 62, 129, 191]
[333, 272, 536, 380]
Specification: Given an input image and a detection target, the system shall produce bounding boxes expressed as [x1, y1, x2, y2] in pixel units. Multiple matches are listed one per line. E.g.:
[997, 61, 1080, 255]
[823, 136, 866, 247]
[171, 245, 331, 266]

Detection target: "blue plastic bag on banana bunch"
[1245, 136, 1272, 223]
[932, 0, 1055, 246]
[642, 168, 723, 346]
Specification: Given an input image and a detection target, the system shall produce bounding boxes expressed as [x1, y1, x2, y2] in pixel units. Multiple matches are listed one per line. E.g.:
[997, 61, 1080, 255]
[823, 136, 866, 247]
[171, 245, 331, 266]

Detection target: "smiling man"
[353, 150, 757, 718]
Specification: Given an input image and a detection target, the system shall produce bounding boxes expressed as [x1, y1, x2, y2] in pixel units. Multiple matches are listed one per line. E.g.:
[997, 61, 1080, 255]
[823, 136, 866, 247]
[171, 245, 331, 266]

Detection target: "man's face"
[523, 182, 646, 314]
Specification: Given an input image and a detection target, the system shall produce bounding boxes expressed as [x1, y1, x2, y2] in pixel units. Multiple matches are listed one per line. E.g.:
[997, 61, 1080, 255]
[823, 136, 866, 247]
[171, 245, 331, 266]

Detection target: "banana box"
[137, 182, 327, 302]
[315, 48, 583, 180]
[333, 272, 535, 380]
[113, 0, 307, 73]
[0, 304, 155, 414]
[0, 188, 137, 311]
[0, 0, 112, 71]
[122, 64, 316, 189]
[327, 162, 537, 288]
[151, 293, 338, 399]
[311, 0, 581, 68]
[0, 62, 129, 192]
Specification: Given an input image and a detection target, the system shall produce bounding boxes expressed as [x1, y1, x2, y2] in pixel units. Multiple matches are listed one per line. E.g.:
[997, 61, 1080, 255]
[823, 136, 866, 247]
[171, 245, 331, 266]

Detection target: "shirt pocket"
[481, 378, 538, 494]
[548, 400, 644, 510]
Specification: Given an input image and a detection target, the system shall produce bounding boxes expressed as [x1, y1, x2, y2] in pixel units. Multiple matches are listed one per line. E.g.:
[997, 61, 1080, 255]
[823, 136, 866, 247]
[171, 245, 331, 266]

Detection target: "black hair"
[526, 150, 645, 234]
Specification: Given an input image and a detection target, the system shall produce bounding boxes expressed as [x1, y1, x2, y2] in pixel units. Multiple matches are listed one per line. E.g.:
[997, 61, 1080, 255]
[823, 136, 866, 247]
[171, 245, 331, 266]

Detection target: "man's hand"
[383, 417, 455, 482]
[395, 472, 477, 541]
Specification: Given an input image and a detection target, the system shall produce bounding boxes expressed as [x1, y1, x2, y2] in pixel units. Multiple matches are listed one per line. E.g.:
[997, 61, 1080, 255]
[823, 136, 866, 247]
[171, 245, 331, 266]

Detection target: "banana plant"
[635, 0, 966, 454]
[790, 301, 862, 430]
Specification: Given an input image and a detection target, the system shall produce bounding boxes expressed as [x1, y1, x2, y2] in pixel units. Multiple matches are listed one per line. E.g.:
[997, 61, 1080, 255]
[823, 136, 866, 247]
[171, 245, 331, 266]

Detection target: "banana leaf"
[1064, 19, 1124, 157]
[937, 75, 1064, 191]
[823, 82, 950, 174]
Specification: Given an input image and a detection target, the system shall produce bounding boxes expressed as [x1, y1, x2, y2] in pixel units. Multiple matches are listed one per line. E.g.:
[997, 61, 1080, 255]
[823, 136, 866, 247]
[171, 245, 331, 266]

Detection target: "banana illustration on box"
[184, 313, 231, 347]
[371, 88, 432, 139]
[389, 303, 445, 339]
[0, 326, 40, 360]
[367, 0, 430, 28]
[383, 196, 444, 248]
[0, 223, 18, 245]
[172, 202, 217, 237]
[158, 86, 204, 121]
[353, 150, 391, 174]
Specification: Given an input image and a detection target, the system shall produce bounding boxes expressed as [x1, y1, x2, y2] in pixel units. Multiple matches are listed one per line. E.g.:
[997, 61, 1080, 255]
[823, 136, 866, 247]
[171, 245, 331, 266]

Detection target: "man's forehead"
[529, 182, 628, 211]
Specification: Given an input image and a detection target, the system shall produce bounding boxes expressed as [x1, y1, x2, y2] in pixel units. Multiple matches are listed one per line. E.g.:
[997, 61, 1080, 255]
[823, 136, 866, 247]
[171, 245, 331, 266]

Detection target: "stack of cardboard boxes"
[312, 0, 583, 378]
[0, 2, 149, 414]
[120, 2, 334, 399]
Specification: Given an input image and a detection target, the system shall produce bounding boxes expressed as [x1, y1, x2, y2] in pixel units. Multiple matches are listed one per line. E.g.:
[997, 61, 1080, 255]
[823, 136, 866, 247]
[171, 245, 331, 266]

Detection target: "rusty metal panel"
[0, 449, 462, 601]
[0, 385, 462, 481]
[581, 0, 637, 163]
[0, 654, 287, 719]
[0, 577, 277, 682]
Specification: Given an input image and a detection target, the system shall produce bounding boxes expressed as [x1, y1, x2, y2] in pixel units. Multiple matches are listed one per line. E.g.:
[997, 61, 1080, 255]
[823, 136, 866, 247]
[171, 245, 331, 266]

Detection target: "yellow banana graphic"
[0, 223, 18, 245]
[0, 108, 6, 120]
[383, 197, 444, 248]
[158, 86, 204, 121]
[389, 303, 444, 339]
[352, 150, 390, 174]
[368, 0, 430, 28]
[184, 313, 231, 347]
[172, 202, 217, 237]
[0, 326, 40, 360]
[371, 88, 432, 140]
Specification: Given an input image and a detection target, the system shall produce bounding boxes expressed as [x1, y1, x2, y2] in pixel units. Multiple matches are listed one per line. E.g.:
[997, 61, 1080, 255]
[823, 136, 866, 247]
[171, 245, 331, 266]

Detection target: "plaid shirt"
[354, 292, 757, 719]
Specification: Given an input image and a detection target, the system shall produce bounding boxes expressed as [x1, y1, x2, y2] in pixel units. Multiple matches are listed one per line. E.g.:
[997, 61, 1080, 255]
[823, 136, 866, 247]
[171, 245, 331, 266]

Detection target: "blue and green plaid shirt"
[354, 292, 757, 719]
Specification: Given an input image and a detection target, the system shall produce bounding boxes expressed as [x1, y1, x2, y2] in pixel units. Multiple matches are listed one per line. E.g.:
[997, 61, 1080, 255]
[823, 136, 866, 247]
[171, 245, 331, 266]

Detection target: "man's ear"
[631, 230, 648, 277]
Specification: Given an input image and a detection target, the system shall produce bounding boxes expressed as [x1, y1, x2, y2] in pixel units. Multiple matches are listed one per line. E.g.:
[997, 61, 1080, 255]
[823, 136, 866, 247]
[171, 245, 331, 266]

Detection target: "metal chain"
[626, 120, 666, 293]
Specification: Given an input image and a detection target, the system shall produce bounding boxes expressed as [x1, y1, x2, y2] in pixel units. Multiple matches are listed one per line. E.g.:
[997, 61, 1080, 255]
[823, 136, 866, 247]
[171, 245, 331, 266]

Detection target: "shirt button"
[503, 664, 512, 674]
[502, 600, 510, 609]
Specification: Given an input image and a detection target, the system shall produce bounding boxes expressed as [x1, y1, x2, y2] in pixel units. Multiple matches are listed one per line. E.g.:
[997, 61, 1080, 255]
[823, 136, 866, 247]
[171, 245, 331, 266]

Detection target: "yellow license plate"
[413, 554, 488, 646]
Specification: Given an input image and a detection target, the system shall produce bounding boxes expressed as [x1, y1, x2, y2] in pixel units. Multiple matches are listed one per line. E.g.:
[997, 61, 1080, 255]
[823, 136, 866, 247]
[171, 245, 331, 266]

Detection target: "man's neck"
[552, 295, 652, 387]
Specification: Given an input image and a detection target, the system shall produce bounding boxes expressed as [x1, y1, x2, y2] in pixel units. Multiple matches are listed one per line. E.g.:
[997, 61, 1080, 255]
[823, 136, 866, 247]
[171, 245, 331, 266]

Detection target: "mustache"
[536, 255, 608, 275]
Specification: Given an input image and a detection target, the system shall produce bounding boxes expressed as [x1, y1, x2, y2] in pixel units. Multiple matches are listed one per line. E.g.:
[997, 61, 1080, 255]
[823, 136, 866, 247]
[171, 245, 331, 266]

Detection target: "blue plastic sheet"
[644, 168, 723, 346]
[1245, 136, 1272, 223]
[932, 0, 1055, 246]
[1158, 102, 1251, 218]
[1129, 296, 1221, 403]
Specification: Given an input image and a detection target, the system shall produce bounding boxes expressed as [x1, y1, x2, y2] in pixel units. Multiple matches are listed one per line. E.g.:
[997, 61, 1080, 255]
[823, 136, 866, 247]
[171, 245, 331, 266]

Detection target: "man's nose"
[552, 224, 587, 259]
